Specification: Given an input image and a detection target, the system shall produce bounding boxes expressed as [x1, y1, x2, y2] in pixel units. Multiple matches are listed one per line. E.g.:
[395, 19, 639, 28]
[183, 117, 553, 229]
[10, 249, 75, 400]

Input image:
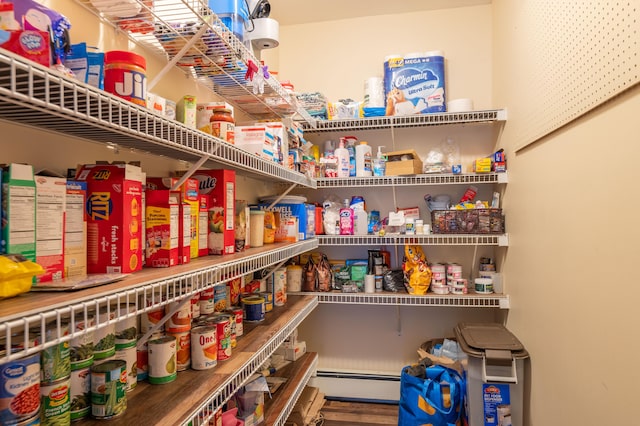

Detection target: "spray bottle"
[373, 146, 387, 176]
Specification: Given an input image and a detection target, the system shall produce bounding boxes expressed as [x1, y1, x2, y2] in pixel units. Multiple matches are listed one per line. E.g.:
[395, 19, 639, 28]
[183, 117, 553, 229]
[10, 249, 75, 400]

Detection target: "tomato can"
[213, 316, 232, 361]
[104, 50, 147, 107]
[40, 377, 71, 426]
[147, 336, 177, 384]
[199, 288, 215, 315]
[0, 352, 40, 424]
[167, 331, 191, 371]
[190, 326, 217, 370]
[165, 298, 192, 333]
[114, 345, 137, 391]
[90, 360, 127, 419]
[70, 311, 95, 371]
[69, 367, 91, 420]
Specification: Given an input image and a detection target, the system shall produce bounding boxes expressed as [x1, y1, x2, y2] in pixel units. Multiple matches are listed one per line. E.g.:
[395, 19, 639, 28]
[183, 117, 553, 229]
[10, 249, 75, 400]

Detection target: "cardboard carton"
[76, 163, 143, 274]
[1, 163, 36, 261]
[384, 149, 423, 176]
[145, 189, 179, 267]
[64, 181, 87, 278]
[198, 195, 208, 257]
[35, 175, 67, 282]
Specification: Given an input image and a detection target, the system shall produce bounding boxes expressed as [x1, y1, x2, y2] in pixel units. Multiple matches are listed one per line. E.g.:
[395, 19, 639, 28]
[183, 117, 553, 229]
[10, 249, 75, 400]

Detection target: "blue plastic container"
[209, 0, 250, 42]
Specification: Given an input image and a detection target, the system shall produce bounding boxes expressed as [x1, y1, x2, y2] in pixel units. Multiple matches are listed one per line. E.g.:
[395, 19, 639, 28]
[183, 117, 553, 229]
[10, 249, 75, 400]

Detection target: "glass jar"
[210, 108, 235, 143]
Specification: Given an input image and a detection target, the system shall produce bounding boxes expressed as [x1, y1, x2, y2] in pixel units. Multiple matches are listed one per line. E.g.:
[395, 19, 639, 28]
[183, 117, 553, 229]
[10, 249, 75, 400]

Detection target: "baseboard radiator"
[308, 370, 401, 404]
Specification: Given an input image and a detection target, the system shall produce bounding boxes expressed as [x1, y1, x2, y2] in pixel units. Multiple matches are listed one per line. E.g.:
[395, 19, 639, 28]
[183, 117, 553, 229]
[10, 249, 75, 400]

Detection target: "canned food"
[115, 304, 137, 350]
[147, 336, 177, 384]
[136, 335, 148, 382]
[245, 296, 266, 322]
[90, 360, 127, 419]
[270, 267, 287, 306]
[226, 277, 242, 306]
[93, 308, 116, 360]
[40, 377, 71, 426]
[259, 292, 272, 313]
[0, 352, 40, 424]
[114, 345, 137, 391]
[199, 288, 215, 315]
[191, 292, 201, 319]
[218, 313, 236, 348]
[213, 317, 232, 361]
[213, 283, 227, 312]
[228, 306, 243, 337]
[190, 326, 217, 370]
[13, 413, 40, 425]
[167, 331, 191, 371]
[70, 367, 90, 420]
[165, 298, 192, 333]
[39, 321, 71, 384]
[70, 311, 95, 370]
[140, 292, 166, 333]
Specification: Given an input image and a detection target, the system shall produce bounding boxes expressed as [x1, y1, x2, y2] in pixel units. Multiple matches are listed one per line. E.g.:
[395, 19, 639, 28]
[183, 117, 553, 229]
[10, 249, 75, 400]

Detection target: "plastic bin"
[455, 323, 528, 426]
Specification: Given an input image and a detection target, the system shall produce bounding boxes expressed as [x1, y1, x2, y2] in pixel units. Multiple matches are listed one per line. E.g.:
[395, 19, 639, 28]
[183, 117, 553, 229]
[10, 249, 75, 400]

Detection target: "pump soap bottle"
[335, 138, 350, 178]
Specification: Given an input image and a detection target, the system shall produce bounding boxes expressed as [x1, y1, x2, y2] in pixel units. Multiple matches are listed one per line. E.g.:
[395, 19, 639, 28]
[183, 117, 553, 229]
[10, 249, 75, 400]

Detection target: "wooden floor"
[317, 400, 399, 426]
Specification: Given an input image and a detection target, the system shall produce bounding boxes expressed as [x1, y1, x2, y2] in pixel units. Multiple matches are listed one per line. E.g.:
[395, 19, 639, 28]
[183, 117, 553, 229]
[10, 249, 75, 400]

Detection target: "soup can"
[70, 311, 95, 371]
[90, 360, 127, 419]
[167, 331, 191, 371]
[218, 313, 236, 348]
[114, 345, 137, 392]
[0, 352, 40, 424]
[115, 304, 138, 350]
[199, 288, 215, 314]
[70, 367, 91, 420]
[190, 326, 217, 370]
[243, 296, 265, 322]
[139, 292, 166, 334]
[213, 283, 227, 313]
[213, 316, 232, 361]
[93, 308, 116, 360]
[147, 336, 177, 384]
[40, 377, 71, 426]
[191, 292, 201, 319]
[165, 298, 192, 333]
[228, 306, 243, 337]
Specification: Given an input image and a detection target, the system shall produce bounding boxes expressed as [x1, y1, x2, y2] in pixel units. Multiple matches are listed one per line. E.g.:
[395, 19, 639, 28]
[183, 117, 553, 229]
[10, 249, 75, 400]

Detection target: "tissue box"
[385, 149, 423, 176]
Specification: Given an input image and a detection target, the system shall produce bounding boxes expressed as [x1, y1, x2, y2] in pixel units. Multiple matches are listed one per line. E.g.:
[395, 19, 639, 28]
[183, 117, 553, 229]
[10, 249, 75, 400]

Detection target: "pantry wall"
[265, 1, 640, 425]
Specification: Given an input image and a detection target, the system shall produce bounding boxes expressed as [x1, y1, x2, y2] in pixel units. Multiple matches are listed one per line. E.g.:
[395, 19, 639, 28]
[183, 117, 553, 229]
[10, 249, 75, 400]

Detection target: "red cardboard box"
[147, 177, 199, 263]
[145, 189, 179, 268]
[76, 163, 143, 274]
[189, 170, 236, 255]
[0, 30, 51, 68]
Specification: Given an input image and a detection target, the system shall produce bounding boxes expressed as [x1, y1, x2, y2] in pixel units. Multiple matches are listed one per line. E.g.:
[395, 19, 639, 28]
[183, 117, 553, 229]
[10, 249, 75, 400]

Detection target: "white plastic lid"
[404, 52, 425, 59]
[425, 50, 444, 57]
[250, 210, 265, 215]
[475, 278, 493, 284]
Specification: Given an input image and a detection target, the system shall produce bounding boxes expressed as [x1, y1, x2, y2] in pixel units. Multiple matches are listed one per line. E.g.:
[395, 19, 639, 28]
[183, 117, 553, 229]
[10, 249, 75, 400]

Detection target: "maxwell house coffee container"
[383, 51, 446, 115]
[104, 50, 147, 107]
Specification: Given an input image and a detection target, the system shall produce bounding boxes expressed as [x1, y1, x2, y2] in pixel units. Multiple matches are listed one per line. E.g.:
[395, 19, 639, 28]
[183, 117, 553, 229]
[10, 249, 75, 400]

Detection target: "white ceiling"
[265, 0, 491, 26]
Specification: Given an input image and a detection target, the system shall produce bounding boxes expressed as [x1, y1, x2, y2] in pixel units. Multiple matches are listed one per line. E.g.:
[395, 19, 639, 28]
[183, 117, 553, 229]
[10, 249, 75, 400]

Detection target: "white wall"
[493, 1, 640, 424]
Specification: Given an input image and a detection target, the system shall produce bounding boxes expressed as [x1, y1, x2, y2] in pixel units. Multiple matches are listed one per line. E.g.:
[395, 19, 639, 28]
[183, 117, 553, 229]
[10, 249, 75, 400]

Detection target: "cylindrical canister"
[114, 345, 137, 391]
[39, 321, 71, 384]
[70, 367, 91, 421]
[228, 306, 243, 337]
[70, 311, 95, 371]
[190, 326, 217, 370]
[40, 377, 71, 425]
[165, 298, 192, 333]
[199, 287, 215, 315]
[147, 336, 177, 384]
[167, 331, 191, 371]
[0, 352, 40, 423]
[243, 295, 265, 322]
[191, 291, 201, 319]
[94, 307, 116, 360]
[104, 50, 147, 107]
[286, 264, 303, 292]
[249, 210, 265, 247]
[213, 316, 232, 361]
[210, 108, 235, 143]
[259, 291, 272, 313]
[115, 304, 138, 350]
[213, 283, 228, 313]
[90, 359, 127, 419]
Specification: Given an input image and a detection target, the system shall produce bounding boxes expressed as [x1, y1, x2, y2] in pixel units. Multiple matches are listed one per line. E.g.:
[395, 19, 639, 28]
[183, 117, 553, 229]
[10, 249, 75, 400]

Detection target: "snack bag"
[316, 254, 332, 292]
[303, 256, 317, 292]
[402, 245, 432, 295]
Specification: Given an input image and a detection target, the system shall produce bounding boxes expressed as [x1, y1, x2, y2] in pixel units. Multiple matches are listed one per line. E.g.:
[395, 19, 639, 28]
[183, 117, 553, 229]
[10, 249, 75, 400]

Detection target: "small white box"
[235, 125, 275, 161]
[284, 340, 306, 361]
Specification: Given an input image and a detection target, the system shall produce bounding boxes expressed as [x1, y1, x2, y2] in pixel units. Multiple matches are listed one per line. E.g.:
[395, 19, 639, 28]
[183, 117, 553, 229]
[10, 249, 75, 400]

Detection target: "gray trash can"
[455, 323, 528, 426]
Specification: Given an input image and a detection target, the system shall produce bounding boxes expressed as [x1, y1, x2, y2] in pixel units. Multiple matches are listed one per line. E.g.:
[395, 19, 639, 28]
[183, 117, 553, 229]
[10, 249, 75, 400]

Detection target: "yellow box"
[384, 149, 423, 176]
[474, 158, 492, 173]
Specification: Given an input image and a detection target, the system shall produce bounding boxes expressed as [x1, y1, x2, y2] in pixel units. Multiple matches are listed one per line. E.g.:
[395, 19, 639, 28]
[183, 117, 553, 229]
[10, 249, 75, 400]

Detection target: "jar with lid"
[104, 50, 147, 107]
[210, 108, 235, 144]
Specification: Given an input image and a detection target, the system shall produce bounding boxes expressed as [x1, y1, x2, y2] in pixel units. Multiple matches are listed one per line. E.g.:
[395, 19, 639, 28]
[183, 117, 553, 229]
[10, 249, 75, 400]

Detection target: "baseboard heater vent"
[309, 370, 401, 403]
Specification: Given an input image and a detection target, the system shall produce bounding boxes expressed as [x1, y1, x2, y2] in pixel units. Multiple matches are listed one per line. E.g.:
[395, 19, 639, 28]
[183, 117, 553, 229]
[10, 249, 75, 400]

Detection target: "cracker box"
[76, 163, 143, 274]
[64, 181, 87, 278]
[35, 175, 67, 282]
[188, 170, 236, 255]
[1, 163, 36, 261]
[198, 195, 209, 257]
[145, 189, 179, 268]
[147, 177, 199, 262]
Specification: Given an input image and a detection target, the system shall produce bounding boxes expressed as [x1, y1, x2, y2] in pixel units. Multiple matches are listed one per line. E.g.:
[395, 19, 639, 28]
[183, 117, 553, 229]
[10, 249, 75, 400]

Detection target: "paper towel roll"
[245, 18, 279, 49]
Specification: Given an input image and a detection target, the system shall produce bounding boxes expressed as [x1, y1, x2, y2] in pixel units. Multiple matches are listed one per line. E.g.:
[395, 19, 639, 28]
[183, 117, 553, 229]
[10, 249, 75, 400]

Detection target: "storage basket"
[430, 208, 504, 234]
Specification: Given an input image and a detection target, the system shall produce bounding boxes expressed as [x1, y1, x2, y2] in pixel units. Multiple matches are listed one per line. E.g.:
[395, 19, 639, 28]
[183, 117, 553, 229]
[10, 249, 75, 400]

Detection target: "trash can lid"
[455, 323, 528, 358]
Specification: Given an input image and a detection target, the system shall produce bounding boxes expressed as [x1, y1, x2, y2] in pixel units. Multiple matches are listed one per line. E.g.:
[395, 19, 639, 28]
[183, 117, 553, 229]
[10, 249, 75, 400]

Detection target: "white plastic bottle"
[334, 139, 350, 178]
[373, 146, 387, 176]
[355, 141, 372, 177]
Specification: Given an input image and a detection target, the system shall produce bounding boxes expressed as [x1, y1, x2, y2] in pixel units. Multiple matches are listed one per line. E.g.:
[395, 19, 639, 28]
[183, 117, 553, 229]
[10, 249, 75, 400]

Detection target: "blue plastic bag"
[399, 364, 466, 426]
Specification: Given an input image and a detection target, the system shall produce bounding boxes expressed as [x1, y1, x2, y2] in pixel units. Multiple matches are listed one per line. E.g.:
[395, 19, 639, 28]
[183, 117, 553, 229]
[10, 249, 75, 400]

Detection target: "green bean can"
[90, 360, 127, 419]
[70, 312, 95, 370]
[70, 367, 90, 420]
[40, 377, 71, 426]
[38, 322, 71, 384]
[115, 304, 137, 350]
[93, 308, 116, 360]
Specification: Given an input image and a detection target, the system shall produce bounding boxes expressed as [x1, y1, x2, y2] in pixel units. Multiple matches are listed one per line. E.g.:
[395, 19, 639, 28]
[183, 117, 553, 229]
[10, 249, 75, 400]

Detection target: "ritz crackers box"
[76, 164, 143, 274]
[189, 170, 236, 255]
[147, 177, 199, 263]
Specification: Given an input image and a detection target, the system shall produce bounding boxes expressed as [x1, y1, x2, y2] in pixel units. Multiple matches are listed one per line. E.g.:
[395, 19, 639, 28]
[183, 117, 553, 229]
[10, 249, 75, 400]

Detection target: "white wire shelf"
[182, 296, 318, 426]
[0, 49, 315, 188]
[315, 172, 508, 188]
[317, 234, 509, 246]
[72, 0, 313, 123]
[300, 109, 507, 133]
[0, 240, 318, 363]
[291, 291, 510, 309]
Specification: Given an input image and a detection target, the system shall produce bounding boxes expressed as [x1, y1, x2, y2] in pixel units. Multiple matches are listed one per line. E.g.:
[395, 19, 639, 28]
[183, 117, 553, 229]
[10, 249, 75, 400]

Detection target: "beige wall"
[493, 1, 640, 424]
[264, 5, 494, 109]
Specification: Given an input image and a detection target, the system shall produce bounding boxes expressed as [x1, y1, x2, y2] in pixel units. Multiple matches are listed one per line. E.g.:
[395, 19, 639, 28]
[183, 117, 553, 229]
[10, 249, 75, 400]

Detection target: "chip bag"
[402, 245, 432, 295]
